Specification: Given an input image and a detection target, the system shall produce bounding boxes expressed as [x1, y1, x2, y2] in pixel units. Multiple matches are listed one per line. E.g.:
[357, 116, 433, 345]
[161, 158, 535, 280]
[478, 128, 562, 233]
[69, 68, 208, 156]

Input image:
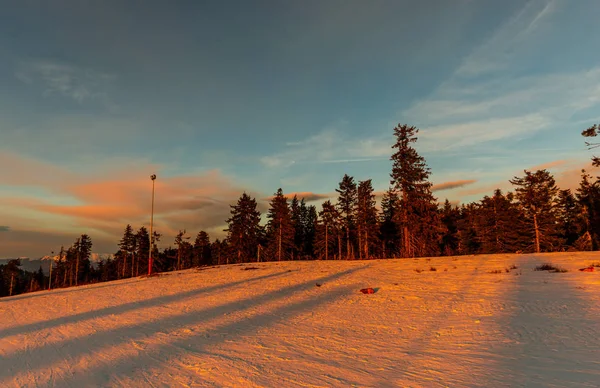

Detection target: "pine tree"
[336, 174, 357, 259]
[510, 169, 560, 253]
[135, 227, 150, 276]
[356, 179, 379, 259]
[194, 231, 212, 266]
[440, 200, 460, 256]
[315, 200, 341, 260]
[555, 189, 585, 249]
[174, 230, 191, 270]
[302, 203, 318, 259]
[576, 170, 600, 250]
[379, 188, 399, 258]
[456, 203, 481, 255]
[582, 123, 600, 166]
[265, 189, 295, 261]
[118, 225, 135, 278]
[290, 195, 303, 259]
[225, 192, 263, 263]
[390, 124, 441, 257]
[477, 190, 528, 253]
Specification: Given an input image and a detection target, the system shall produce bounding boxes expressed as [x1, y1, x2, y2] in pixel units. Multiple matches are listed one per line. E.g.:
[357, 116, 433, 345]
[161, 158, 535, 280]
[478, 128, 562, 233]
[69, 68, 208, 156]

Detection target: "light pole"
[49, 250, 54, 290]
[148, 174, 157, 275]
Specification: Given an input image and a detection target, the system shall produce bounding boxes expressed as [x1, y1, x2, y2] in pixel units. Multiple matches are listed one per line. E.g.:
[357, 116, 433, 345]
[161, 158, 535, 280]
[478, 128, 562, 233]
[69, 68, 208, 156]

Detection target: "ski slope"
[1, 252, 599, 387]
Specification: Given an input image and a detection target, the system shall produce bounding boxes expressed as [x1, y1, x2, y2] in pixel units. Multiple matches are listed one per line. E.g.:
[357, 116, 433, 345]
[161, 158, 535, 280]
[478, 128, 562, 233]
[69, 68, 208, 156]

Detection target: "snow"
[1, 252, 599, 387]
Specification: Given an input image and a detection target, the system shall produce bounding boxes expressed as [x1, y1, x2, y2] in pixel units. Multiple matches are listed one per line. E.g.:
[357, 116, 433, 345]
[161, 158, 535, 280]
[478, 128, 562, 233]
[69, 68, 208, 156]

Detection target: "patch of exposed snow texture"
[1, 252, 599, 387]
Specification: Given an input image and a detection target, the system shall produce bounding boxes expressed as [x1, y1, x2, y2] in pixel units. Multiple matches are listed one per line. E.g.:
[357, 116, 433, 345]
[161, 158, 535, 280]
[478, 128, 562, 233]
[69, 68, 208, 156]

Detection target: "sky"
[1, 0, 600, 258]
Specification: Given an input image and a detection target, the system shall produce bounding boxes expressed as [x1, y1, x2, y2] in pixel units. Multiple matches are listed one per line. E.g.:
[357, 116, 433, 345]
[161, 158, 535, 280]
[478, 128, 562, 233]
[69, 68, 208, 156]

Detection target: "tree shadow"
[496, 255, 600, 386]
[0, 270, 291, 340]
[0, 266, 364, 385]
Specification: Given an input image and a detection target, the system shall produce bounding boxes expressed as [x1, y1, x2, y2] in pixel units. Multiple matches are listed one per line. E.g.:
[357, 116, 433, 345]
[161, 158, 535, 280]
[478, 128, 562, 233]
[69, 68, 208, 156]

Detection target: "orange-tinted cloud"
[264, 191, 334, 202]
[432, 179, 477, 192]
[0, 152, 260, 256]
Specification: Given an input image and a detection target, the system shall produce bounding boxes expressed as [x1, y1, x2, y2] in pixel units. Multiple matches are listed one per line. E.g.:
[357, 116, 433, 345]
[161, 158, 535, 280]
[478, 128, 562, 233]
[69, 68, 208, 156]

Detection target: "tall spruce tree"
[555, 189, 584, 250]
[336, 174, 358, 259]
[356, 179, 379, 259]
[225, 192, 262, 263]
[265, 189, 295, 261]
[290, 195, 303, 259]
[440, 200, 460, 256]
[194, 231, 212, 266]
[135, 227, 150, 276]
[118, 225, 135, 278]
[576, 170, 600, 250]
[379, 188, 399, 258]
[477, 190, 527, 253]
[390, 124, 441, 257]
[510, 169, 560, 253]
[315, 200, 341, 260]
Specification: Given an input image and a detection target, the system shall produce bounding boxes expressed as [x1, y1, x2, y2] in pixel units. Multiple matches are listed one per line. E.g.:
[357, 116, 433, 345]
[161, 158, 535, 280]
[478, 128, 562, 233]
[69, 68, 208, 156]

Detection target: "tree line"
[2, 123, 600, 298]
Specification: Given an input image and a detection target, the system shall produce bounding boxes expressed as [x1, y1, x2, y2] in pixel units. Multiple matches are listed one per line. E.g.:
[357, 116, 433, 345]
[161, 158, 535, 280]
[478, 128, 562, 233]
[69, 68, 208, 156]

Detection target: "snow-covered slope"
[1, 252, 599, 387]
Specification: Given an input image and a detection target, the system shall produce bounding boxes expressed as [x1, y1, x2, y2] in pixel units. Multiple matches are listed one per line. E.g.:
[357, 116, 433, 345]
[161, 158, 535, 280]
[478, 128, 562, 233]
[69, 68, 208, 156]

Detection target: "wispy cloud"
[261, 125, 390, 169]
[264, 191, 333, 203]
[16, 59, 116, 104]
[432, 180, 477, 192]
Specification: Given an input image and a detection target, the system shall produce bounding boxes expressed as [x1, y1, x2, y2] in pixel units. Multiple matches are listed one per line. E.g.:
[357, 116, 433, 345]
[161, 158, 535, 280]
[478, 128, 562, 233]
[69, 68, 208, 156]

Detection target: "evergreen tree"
[302, 203, 318, 259]
[582, 123, 600, 166]
[225, 192, 262, 263]
[440, 199, 460, 256]
[510, 169, 560, 253]
[315, 200, 341, 260]
[379, 188, 399, 258]
[390, 124, 441, 257]
[576, 170, 600, 250]
[555, 189, 584, 249]
[456, 203, 481, 255]
[265, 189, 295, 261]
[174, 230, 191, 270]
[477, 190, 527, 253]
[135, 227, 150, 276]
[118, 225, 135, 278]
[336, 174, 357, 259]
[356, 179, 379, 259]
[290, 195, 303, 259]
[194, 231, 212, 266]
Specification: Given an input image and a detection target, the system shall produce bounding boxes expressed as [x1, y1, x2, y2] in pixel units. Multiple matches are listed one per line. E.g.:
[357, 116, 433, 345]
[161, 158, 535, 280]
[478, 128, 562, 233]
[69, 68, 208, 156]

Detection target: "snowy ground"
[1, 252, 599, 387]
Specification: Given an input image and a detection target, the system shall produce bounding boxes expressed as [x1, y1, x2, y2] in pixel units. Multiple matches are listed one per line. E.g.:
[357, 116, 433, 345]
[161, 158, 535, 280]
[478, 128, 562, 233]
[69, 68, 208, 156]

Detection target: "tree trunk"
[358, 225, 362, 260]
[9, 273, 14, 296]
[338, 234, 342, 260]
[75, 250, 80, 286]
[365, 230, 369, 259]
[278, 218, 282, 261]
[534, 214, 541, 253]
[325, 226, 329, 261]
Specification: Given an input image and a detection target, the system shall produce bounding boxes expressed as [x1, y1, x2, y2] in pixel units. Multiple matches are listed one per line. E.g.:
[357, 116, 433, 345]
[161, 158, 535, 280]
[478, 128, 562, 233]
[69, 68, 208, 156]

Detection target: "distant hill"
[0, 253, 115, 275]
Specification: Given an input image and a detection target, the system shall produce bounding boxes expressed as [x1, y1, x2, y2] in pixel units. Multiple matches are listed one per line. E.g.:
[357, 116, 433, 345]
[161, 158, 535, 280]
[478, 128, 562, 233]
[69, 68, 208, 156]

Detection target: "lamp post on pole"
[148, 174, 157, 275]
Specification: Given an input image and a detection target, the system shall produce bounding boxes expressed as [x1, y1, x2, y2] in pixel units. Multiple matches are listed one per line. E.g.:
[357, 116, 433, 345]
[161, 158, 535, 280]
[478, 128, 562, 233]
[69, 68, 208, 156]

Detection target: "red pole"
[148, 174, 156, 275]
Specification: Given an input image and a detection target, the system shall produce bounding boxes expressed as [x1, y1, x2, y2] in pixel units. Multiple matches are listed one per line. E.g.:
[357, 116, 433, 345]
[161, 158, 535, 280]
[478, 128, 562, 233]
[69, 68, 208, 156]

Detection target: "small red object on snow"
[579, 266, 595, 272]
[360, 288, 375, 294]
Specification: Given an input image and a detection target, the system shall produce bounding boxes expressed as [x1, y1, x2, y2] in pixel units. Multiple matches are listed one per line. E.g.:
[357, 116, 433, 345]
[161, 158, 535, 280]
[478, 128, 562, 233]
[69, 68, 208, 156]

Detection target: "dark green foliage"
[582, 123, 600, 167]
[477, 190, 528, 253]
[336, 174, 357, 259]
[315, 200, 341, 260]
[356, 179, 379, 259]
[440, 200, 460, 256]
[390, 124, 441, 257]
[379, 188, 399, 258]
[555, 189, 585, 249]
[265, 189, 295, 261]
[225, 192, 263, 263]
[576, 170, 600, 250]
[194, 231, 212, 266]
[510, 170, 560, 252]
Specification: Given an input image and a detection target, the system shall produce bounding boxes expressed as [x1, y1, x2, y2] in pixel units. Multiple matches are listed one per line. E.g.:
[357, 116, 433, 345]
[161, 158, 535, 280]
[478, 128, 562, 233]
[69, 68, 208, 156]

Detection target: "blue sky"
[1, 0, 599, 257]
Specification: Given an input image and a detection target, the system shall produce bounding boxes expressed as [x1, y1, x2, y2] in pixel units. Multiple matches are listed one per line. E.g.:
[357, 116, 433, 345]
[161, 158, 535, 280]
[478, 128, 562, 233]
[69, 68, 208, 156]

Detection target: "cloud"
[527, 159, 568, 171]
[264, 191, 333, 203]
[16, 59, 116, 104]
[432, 180, 477, 192]
[0, 153, 260, 256]
[260, 124, 390, 169]
[0, 226, 10, 232]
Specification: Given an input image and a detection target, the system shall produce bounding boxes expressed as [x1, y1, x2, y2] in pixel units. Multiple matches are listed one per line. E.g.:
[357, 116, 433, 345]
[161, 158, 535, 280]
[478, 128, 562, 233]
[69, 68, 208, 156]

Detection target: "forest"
[2, 123, 600, 298]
